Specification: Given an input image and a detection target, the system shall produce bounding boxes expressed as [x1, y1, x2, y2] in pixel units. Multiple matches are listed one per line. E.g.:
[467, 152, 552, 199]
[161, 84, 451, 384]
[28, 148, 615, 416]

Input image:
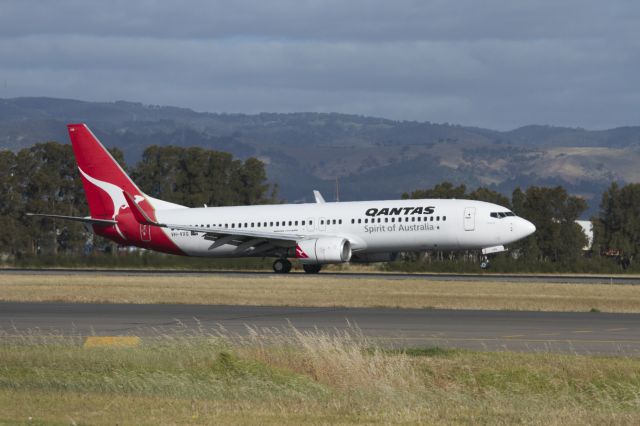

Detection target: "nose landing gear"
[480, 255, 490, 270]
[273, 258, 292, 273]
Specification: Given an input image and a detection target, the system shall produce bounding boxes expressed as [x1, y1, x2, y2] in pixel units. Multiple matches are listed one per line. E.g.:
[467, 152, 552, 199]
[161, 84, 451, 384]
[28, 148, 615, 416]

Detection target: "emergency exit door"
[463, 207, 475, 231]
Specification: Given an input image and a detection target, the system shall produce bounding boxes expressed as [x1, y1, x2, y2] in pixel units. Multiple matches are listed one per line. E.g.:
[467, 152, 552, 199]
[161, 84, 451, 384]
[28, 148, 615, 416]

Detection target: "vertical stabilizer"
[67, 124, 143, 220]
[67, 123, 183, 254]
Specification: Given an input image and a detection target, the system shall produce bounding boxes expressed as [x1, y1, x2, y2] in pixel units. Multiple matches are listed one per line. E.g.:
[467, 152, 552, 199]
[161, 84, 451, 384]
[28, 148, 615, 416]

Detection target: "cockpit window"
[490, 211, 516, 219]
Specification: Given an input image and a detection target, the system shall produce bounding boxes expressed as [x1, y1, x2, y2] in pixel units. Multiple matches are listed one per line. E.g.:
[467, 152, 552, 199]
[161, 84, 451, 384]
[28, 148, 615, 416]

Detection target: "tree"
[403, 182, 511, 208]
[597, 182, 640, 259]
[403, 182, 467, 199]
[468, 187, 511, 208]
[513, 186, 587, 263]
[10, 143, 88, 255]
[0, 150, 28, 255]
[132, 145, 277, 207]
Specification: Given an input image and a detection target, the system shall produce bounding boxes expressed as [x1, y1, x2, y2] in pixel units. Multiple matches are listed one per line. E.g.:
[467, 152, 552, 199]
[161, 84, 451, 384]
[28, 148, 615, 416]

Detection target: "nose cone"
[521, 219, 536, 237]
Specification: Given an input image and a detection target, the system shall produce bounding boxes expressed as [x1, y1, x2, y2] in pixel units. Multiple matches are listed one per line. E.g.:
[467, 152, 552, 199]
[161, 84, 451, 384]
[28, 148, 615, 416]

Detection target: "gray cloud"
[0, 0, 638, 129]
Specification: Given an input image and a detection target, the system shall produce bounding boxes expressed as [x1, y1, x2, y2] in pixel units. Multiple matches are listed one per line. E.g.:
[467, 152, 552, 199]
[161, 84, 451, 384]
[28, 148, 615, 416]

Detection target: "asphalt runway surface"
[2, 302, 639, 356]
[2, 267, 640, 285]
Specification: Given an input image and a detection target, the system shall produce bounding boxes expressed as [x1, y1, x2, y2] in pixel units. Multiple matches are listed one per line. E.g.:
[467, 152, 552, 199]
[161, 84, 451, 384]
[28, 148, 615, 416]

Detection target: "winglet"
[313, 190, 326, 204]
[123, 191, 162, 226]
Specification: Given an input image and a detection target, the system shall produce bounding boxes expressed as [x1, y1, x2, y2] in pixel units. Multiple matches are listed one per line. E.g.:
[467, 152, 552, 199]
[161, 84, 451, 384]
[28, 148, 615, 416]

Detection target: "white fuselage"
[155, 198, 536, 258]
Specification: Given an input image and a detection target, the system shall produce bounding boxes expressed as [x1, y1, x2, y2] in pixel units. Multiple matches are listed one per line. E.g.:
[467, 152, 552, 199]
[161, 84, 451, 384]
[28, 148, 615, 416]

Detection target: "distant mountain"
[2, 97, 640, 215]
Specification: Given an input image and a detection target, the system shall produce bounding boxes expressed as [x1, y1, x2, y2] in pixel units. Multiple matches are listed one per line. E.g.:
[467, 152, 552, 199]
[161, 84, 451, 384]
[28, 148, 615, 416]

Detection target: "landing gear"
[302, 264, 322, 274]
[273, 258, 292, 274]
[480, 255, 490, 270]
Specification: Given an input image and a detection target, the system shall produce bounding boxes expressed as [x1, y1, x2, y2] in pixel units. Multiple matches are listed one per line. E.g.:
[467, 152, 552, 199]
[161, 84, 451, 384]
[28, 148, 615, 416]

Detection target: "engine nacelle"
[295, 237, 352, 264]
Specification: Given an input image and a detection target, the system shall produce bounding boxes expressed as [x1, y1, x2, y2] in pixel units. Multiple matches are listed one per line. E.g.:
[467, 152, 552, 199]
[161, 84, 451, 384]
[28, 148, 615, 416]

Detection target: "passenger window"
[430, 217, 434, 222]
[251, 223, 254, 227]
[295, 221, 298, 226]
[391, 218, 395, 223]
[365, 218, 368, 224]
[385, 218, 388, 223]
[302, 220, 305, 226]
[405, 217, 409, 222]
[339, 219, 342, 224]
[321, 220, 324, 225]
[437, 216, 440, 221]
[310, 220, 313, 225]
[232, 223, 235, 228]
[270, 222, 273, 227]
[351, 219, 355, 224]
[358, 219, 362, 224]
[443, 216, 447, 221]
[411, 217, 415, 222]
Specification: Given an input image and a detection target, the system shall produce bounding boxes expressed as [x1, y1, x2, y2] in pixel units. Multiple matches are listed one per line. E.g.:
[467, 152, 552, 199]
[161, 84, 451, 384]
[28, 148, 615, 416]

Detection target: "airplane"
[28, 123, 536, 273]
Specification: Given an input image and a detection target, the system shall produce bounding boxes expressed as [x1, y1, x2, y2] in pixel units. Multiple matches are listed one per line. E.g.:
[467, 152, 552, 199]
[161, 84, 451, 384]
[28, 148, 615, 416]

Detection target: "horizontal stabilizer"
[26, 213, 117, 226]
[122, 191, 163, 226]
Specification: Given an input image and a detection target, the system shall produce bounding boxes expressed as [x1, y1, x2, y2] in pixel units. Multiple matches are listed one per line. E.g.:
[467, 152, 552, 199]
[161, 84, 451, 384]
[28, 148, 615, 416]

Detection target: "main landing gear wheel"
[302, 264, 322, 274]
[273, 258, 292, 274]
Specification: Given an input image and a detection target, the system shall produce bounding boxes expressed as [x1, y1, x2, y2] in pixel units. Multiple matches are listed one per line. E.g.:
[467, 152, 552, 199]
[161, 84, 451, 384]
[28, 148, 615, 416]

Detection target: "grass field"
[1, 328, 639, 425]
[1, 273, 640, 312]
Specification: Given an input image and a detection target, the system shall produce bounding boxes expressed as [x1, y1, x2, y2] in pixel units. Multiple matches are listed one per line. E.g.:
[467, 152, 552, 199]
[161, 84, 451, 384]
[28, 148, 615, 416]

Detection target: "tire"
[302, 264, 322, 274]
[480, 261, 489, 269]
[273, 258, 292, 273]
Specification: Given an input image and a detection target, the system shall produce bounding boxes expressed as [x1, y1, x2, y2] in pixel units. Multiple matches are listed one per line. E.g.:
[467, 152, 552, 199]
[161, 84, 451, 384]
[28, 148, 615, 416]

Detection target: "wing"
[26, 213, 117, 226]
[167, 223, 306, 255]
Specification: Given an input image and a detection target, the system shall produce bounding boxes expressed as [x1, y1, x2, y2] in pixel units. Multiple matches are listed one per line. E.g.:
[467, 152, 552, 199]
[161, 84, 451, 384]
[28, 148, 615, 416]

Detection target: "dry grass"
[2, 273, 640, 312]
[1, 327, 639, 425]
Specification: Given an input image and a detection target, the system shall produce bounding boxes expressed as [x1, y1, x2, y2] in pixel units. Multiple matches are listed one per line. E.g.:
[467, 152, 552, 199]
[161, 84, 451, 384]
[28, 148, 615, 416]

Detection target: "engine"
[295, 237, 352, 264]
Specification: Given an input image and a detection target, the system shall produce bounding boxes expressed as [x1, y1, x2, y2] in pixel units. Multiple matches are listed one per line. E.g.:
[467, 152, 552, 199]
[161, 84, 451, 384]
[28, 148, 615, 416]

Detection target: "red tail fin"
[67, 123, 182, 254]
[67, 124, 143, 220]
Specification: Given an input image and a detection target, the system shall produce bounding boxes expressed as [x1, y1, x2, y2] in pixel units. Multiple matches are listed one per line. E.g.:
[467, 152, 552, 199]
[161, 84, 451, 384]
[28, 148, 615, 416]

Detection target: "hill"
[2, 97, 640, 213]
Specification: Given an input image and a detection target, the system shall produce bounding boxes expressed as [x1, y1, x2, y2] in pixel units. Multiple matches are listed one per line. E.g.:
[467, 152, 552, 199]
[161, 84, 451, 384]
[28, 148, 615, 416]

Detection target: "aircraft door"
[307, 218, 315, 232]
[463, 207, 475, 231]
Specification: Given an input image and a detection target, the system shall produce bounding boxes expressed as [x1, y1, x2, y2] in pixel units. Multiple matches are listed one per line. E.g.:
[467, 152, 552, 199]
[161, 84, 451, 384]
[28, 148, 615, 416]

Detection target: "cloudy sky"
[1, 0, 638, 130]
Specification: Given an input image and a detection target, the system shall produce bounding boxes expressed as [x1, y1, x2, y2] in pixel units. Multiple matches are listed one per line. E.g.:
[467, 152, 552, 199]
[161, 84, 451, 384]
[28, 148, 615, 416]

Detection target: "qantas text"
[365, 206, 435, 217]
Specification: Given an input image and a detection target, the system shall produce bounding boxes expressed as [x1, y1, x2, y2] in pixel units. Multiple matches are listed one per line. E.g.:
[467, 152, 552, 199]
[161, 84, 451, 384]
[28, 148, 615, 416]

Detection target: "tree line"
[2, 141, 640, 272]
[0, 142, 277, 258]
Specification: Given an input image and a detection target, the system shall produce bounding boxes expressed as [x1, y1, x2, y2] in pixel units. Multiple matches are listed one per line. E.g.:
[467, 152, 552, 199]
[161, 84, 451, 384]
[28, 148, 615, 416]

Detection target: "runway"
[2, 268, 640, 285]
[2, 302, 639, 356]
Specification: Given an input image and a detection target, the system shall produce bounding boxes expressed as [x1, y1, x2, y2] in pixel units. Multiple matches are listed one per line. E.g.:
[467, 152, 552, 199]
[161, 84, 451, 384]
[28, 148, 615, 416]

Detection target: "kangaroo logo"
[78, 166, 130, 239]
[295, 245, 309, 259]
